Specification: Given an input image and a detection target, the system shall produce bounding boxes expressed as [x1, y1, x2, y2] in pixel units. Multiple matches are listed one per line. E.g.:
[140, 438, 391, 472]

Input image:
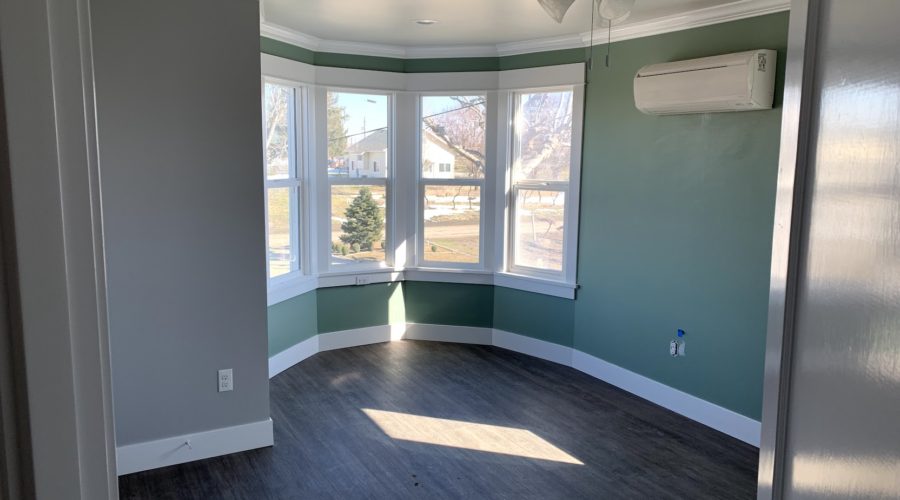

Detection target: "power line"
[327, 99, 486, 144]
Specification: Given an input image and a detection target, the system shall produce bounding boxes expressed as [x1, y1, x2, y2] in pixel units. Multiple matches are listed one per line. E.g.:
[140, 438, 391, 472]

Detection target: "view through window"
[263, 82, 300, 279]
[420, 95, 486, 265]
[327, 91, 390, 267]
[510, 90, 573, 273]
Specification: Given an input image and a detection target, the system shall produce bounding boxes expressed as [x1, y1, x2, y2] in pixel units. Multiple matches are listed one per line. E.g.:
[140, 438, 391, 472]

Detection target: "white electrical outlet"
[355, 275, 371, 286]
[670, 340, 687, 357]
[218, 369, 233, 392]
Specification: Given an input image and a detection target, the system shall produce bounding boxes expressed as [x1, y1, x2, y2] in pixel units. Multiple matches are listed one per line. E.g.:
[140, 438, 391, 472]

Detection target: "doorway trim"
[0, 0, 118, 497]
[756, 1, 820, 498]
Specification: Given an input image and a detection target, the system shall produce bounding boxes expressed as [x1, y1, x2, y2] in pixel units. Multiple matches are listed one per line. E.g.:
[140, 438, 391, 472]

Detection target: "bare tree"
[517, 92, 573, 181]
[422, 96, 487, 178]
[264, 84, 290, 173]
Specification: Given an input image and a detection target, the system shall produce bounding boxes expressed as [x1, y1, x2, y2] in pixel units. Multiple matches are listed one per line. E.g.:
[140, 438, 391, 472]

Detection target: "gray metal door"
[767, 1, 900, 498]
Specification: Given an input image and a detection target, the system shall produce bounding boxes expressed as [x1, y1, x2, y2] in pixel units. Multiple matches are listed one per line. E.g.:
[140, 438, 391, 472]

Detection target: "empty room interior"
[2, 0, 900, 499]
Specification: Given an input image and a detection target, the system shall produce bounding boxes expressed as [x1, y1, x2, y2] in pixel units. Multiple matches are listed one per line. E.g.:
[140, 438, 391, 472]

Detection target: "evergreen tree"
[340, 187, 384, 250]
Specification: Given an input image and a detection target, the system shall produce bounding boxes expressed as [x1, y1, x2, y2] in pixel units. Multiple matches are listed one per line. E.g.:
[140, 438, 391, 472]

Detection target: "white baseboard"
[318, 324, 396, 352]
[117, 418, 274, 476]
[269, 335, 319, 378]
[268, 324, 761, 447]
[404, 323, 493, 344]
[569, 351, 761, 446]
[491, 329, 574, 366]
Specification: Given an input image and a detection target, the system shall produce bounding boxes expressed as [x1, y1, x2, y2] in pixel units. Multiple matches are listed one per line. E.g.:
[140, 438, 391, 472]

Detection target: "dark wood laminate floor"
[119, 341, 758, 499]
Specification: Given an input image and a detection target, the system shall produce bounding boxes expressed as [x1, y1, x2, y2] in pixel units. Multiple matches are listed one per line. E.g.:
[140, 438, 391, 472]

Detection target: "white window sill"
[268, 267, 577, 306]
[493, 272, 577, 299]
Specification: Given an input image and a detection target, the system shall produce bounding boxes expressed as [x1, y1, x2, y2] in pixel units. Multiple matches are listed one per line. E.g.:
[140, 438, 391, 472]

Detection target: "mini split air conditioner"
[634, 49, 777, 115]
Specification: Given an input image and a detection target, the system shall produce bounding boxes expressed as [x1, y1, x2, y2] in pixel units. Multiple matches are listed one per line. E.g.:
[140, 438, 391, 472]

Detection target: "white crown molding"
[576, 0, 791, 51]
[495, 33, 586, 58]
[260, 0, 789, 60]
[260, 20, 322, 52]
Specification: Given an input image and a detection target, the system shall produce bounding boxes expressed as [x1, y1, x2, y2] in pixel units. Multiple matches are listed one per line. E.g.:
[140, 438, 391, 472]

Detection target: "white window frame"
[321, 87, 395, 274]
[262, 78, 306, 286]
[416, 93, 488, 271]
[502, 85, 583, 288]
[261, 54, 583, 304]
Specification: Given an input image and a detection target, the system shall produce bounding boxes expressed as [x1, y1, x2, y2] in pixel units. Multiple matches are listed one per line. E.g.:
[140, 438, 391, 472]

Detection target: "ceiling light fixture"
[597, 0, 635, 67]
[415, 19, 438, 25]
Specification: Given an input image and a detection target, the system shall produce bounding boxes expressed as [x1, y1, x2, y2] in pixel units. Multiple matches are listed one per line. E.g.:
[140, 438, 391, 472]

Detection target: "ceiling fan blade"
[537, 0, 576, 23]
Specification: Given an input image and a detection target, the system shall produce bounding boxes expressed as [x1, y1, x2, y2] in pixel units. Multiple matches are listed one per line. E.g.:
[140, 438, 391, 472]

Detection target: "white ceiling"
[262, 0, 746, 47]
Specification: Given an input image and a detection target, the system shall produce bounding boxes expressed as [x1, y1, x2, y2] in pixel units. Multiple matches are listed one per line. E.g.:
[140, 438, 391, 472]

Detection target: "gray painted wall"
[92, 0, 270, 445]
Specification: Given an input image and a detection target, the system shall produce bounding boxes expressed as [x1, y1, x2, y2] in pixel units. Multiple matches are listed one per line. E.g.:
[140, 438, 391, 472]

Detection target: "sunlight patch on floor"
[362, 408, 583, 465]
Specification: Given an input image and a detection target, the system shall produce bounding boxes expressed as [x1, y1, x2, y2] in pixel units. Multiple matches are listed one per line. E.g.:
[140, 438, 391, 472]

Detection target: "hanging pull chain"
[605, 20, 612, 67]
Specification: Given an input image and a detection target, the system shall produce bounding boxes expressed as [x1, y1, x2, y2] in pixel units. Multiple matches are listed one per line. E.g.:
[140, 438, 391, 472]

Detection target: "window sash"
[323, 89, 393, 272]
[510, 88, 574, 184]
[419, 181, 485, 269]
[265, 185, 301, 280]
[263, 81, 305, 280]
[506, 86, 576, 280]
[508, 184, 568, 277]
[417, 94, 487, 269]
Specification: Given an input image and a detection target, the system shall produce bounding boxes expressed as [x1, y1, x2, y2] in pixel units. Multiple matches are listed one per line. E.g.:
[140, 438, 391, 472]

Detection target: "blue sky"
[332, 92, 388, 144]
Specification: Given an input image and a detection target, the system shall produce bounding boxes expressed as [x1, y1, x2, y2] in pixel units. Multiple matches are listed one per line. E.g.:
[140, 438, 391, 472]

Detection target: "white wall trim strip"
[568, 349, 761, 446]
[404, 323, 494, 345]
[318, 324, 398, 352]
[261, 54, 585, 93]
[116, 419, 274, 476]
[269, 324, 762, 447]
[491, 329, 574, 366]
[260, 0, 789, 60]
[268, 335, 319, 378]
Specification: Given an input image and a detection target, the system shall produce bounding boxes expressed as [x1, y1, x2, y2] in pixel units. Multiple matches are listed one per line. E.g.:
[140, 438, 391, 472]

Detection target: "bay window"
[261, 54, 583, 301]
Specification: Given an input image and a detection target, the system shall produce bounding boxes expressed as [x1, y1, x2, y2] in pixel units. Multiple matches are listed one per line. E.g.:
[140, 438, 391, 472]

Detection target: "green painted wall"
[268, 291, 317, 356]
[404, 282, 493, 327]
[315, 282, 405, 333]
[265, 12, 789, 420]
[572, 12, 788, 420]
[493, 287, 574, 346]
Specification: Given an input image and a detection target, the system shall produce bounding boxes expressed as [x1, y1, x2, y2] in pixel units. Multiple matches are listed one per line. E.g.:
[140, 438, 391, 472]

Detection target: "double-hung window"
[326, 90, 391, 269]
[508, 88, 576, 279]
[418, 95, 486, 267]
[263, 81, 303, 281]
